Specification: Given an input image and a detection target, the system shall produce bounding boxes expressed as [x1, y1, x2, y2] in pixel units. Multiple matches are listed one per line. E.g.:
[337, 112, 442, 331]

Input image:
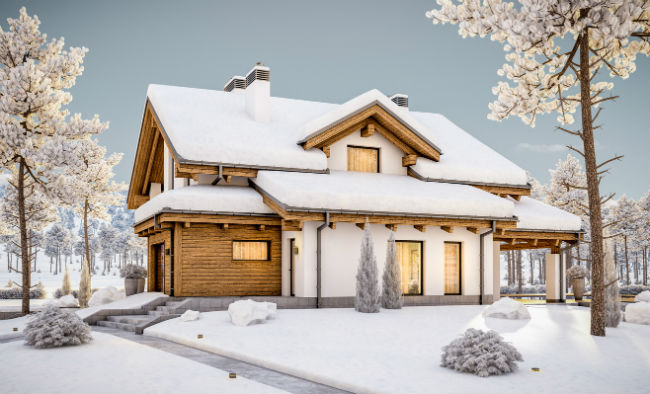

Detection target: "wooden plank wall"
[177, 223, 281, 296]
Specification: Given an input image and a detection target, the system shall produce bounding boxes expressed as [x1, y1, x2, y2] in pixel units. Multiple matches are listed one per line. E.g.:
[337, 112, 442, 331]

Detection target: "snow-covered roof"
[298, 89, 442, 154]
[512, 197, 582, 232]
[409, 112, 528, 186]
[253, 170, 514, 219]
[134, 185, 275, 224]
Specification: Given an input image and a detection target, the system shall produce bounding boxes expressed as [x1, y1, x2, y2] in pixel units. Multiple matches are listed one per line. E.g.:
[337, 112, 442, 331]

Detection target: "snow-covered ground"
[1, 331, 286, 394]
[0, 292, 166, 339]
[145, 305, 650, 394]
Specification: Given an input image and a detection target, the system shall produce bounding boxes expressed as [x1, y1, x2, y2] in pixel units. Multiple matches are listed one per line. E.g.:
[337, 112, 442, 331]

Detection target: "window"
[444, 242, 461, 295]
[232, 241, 270, 261]
[347, 146, 379, 173]
[396, 241, 423, 295]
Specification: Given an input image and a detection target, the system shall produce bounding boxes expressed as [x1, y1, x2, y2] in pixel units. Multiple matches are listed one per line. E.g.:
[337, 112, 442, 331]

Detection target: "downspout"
[211, 165, 223, 185]
[154, 214, 175, 296]
[316, 211, 330, 308]
[479, 221, 496, 305]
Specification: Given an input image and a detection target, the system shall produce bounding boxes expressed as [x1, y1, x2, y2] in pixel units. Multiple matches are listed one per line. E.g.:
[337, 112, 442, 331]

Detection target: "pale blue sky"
[2, 0, 648, 198]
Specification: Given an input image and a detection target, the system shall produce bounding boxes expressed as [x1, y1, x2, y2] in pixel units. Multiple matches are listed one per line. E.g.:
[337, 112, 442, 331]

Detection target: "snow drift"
[625, 302, 650, 325]
[635, 290, 650, 303]
[180, 310, 200, 322]
[482, 297, 531, 320]
[88, 286, 125, 307]
[228, 300, 277, 327]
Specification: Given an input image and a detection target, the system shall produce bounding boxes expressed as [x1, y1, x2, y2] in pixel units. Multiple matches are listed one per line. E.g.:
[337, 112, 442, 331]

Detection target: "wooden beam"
[532, 239, 539, 246]
[183, 222, 191, 228]
[510, 194, 521, 201]
[328, 222, 336, 230]
[496, 228, 505, 235]
[356, 223, 366, 230]
[258, 224, 266, 231]
[508, 238, 516, 245]
[321, 146, 330, 158]
[360, 123, 375, 137]
[414, 225, 426, 232]
[385, 224, 397, 231]
[223, 175, 232, 184]
[466, 227, 479, 234]
[472, 184, 531, 198]
[281, 220, 303, 231]
[440, 226, 453, 233]
[221, 223, 229, 230]
[402, 154, 417, 167]
[141, 131, 160, 195]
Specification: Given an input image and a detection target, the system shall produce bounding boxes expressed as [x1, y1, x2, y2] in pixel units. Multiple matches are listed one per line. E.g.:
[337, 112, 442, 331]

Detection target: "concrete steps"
[94, 298, 185, 333]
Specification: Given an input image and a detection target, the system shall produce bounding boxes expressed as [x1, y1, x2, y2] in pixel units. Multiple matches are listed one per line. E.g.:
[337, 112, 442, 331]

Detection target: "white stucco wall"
[328, 130, 407, 175]
[163, 144, 187, 191]
[493, 241, 501, 301]
[282, 222, 493, 298]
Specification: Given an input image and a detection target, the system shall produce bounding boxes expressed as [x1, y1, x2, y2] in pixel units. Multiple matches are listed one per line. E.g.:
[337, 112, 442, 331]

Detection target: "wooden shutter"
[347, 146, 379, 173]
[233, 241, 270, 261]
[444, 242, 461, 294]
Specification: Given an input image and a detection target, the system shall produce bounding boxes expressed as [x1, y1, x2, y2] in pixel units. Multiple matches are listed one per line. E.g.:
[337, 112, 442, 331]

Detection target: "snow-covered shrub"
[48, 294, 78, 308]
[635, 290, 650, 303]
[61, 264, 71, 296]
[624, 302, 650, 325]
[355, 223, 380, 313]
[619, 285, 650, 295]
[0, 282, 46, 299]
[120, 264, 147, 279]
[88, 286, 125, 306]
[566, 265, 589, 280]
[54, 288, 80, 299]
[482, 298, 531, 320]
[605, 280, 621, 328]
[499, 284, 545, 294]
[441, 328, 523, 377]
[24, 306, 92, 348]
[228, 300, 276, 326]
[381, 232, 402, 309]
[180, 310, 200, 322]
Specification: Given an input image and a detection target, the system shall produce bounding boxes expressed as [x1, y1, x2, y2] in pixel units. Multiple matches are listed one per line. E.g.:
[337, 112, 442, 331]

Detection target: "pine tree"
[355, 223, 380, 313]
[0, 8, 106, 314]
[61, 263, 71, 296]
[381, 232, 402, 309]
[427, 0, 649, 336]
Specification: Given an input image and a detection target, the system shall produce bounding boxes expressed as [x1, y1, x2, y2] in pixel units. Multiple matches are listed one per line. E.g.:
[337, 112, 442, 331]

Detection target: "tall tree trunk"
[79, 199, 92, 308]
[507, 251, 513, 286]
[516, 250, 523, 294]
[634, 251, 638, 284]
[538, 255, 544, 283]
[529, 252, 534, 284]
[643, 247, 647, 286]
[18, 159, 30, 316]
[579, 23, 605, 336]
[624, 235, 630, 285]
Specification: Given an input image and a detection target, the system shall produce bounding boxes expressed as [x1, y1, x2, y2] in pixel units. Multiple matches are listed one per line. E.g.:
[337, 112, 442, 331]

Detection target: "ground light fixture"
[530, 367, 541, 372]
[13, 327, 18, 331]
[197, 334, 203, 339]
[229, 373, 237, 379]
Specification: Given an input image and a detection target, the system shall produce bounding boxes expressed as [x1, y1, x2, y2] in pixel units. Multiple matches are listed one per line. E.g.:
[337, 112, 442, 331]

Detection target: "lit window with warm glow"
[232, 241, 270, 261]
[444, 242, 461, 295]
[396, 241, 422, 295]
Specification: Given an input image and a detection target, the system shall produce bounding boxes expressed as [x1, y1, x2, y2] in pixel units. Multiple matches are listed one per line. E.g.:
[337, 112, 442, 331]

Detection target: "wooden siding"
[177, 223, 281, 296]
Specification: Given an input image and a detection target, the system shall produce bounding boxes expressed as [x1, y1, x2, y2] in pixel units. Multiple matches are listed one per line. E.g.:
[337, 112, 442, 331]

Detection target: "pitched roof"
[511, 196, 582, 232]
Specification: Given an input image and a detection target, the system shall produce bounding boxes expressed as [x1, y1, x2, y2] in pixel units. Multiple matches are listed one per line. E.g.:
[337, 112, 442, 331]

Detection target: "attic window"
[347, 146, 379, 173]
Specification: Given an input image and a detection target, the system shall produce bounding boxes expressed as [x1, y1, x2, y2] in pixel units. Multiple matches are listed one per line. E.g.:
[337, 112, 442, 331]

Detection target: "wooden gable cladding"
[300, 104, 441, 162]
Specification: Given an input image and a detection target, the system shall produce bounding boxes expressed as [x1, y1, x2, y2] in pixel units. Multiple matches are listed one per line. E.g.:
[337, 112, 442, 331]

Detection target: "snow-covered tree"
[612, 196, 641, 285]
[526, 172, 546, 201]
[381, 232, 403, 309]
[638, 191, 650, 285]
[24, 305, 92, 348]
[62, 138, 123, 307]
[61, 263, 71, 296]
[355, 223, 380, 313]
[0, 8, 107, 314]
[427, 0, 649, 336]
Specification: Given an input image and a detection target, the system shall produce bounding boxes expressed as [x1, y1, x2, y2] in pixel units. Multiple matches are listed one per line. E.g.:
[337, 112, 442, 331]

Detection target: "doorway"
[289, 238, 295, 296]
[153, 243, 164, 292]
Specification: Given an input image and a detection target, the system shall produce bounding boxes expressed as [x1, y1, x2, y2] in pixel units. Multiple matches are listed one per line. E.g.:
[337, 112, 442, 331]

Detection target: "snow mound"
[635, 290, 650, 303]
[441, 328, 523, 377]
[88, 287, 125, 307]
[482, 297, 531, 320]
[625, 302, 650, 325]
[228, 300, 277, 327]
[48, 294, 78, 308]
[24, 306, 92, 348]
[180, 310, 200, 322]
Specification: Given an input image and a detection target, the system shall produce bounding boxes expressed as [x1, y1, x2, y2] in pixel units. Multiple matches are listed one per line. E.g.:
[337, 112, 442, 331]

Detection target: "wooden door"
[154, 244, 164, 292]
[444, 242, 461, 295]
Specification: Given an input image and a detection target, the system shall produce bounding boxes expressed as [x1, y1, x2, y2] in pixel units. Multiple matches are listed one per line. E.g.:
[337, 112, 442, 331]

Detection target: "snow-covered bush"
[88, 286, 125, 306]
[441, 328, 522, 377]
[48, 294, 78, 308]
[605, 280, 621, 328]
[635, 290, 650, 303]
[619, 285, 650, 295]
[381, 232, 402, 309]
[482, 298, 531, 320]
[355, 224, 380, 313]
[24, 306, 92, 348]
[120, 264, 147, 279]
[624, 302, 650, 325]
[0, 282, 46, 299]
[566, 265, 589, 280]
[228, 300, 276, 326]
[61, 264, 71, 296]
[500, 284, 545, 294]
[180, 310, 200, 322]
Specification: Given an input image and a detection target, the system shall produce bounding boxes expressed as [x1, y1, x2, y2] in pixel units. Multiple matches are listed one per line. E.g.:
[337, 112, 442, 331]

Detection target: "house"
[127, 63, 583, 307]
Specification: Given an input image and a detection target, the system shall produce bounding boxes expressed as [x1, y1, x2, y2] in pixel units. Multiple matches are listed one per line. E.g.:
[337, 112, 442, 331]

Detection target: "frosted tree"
[427, 1, 649, 335]
[604, 238, 621, 327]
[382, 232, 403, 309]
[612, 196, 641, 285]
[638, 191, 650, 285]
[62, 138, 123, 307]
[0, 8, 107, 314]
[61, 263, 71, 296]
[355, 223, 380, 313]
[526, 172, 546, 201]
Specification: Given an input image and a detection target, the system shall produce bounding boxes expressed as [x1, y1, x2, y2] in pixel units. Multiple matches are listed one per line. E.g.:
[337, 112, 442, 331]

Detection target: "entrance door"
[289, 239, 295, 296]
[154, 244, 164, 292]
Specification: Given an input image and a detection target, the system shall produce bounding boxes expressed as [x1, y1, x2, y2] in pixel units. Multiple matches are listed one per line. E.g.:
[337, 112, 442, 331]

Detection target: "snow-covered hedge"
[441, 328, 523, 377]
[635, 290, 650, 303]
[500, 284, 545, 294]
[566, 265, 589, 280]
[624, 302, 650, 325]
[48, 294, 79, 308]
[482, 298, 530, 320]
[88, 286, 125, 306]
[120, 264, 147, 279]
[0, 282, 46, 299]
[620, 285, 650, 295]
[24, 306, 93, 348]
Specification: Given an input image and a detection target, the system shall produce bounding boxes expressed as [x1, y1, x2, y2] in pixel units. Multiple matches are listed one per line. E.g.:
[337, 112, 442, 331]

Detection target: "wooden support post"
[414, 225, 426, 232]
[508, 238, 516, 245]
[385, 224, 397, 232]
[321, 146, 330, 158]
[361, 123, 375, 137]
[356, 223, 366, 230]
[466, 227, 479, 234]
[440, 226, 453, 233]
[402, 154, 417, 167]
[328, 222, 336, 230]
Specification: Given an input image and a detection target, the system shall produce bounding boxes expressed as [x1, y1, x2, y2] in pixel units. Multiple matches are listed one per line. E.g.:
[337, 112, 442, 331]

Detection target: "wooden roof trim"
[135, 212, 282, 236]
[300, 104, 440, 161]
[141, 130, 160, 195]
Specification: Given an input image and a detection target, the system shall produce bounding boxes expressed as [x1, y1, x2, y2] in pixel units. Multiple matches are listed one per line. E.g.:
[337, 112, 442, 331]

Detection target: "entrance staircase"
[96, 298, 187, 334]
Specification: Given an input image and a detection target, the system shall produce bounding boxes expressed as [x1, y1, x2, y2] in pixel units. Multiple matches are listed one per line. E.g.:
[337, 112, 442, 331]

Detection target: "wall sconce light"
[165, 248, 171, 255]
[292, 246, 299, 255]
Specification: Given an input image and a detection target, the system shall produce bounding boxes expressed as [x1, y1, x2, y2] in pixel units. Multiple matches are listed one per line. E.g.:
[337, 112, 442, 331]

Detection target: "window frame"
[395, 240, 424, 296]
[443, 241, 462, 295]
[232, 240, 271, 262]
[346, 145, 381, 173]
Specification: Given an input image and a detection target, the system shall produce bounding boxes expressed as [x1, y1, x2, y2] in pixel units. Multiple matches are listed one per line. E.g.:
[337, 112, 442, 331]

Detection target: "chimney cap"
[389, 93, 408, 108]
[224, 76, 246, 92]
